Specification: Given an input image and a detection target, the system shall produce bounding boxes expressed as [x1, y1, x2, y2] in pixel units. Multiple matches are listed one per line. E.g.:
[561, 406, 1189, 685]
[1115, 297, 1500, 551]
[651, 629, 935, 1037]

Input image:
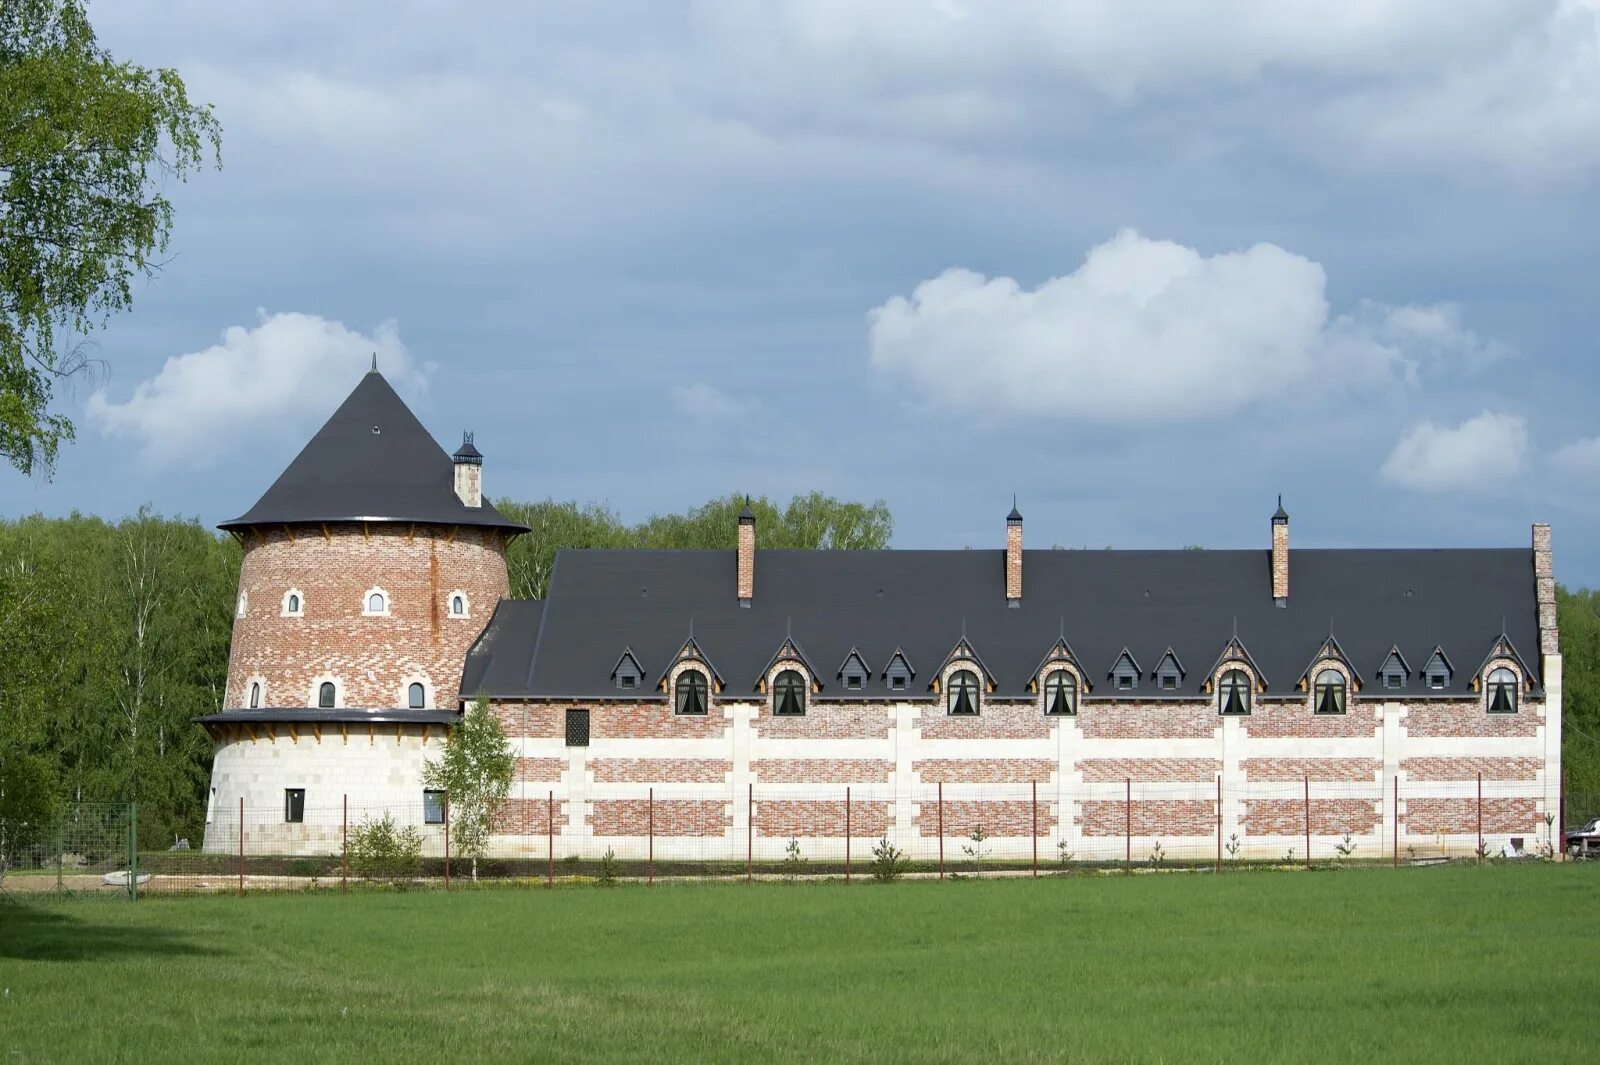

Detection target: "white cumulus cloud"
[866, 229, 1490, 422]
[1379, 411, 1528, 491]
[668, 383, 760, 420]
[1550, 435, 1600, 473]
[88, 312, 428, 466]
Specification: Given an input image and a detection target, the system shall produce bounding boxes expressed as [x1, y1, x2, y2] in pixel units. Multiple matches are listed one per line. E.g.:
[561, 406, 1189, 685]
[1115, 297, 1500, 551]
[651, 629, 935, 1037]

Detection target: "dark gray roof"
[195, 708, 458, 725]
[219, 370, 526, 533]
[468, 546, 1541, 700]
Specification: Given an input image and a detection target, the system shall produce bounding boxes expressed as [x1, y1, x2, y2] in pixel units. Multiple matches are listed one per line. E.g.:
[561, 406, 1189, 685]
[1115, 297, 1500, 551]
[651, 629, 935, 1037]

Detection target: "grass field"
[2, 865, 1597, 1064]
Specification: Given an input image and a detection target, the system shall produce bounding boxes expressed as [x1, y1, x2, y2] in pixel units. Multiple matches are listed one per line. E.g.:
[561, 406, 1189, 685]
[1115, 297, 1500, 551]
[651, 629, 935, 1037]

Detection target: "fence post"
[56, 814, 64, 895]
[937, 781, 945, 880]
[1559, 766, 1567, 862]
[1215, 775, 1222, 873]
[1125, 778, 1132, 873]
[1476, 771, 1484, 863]
[443, 792, 451, 889]
[238, 796, 245, 898]
[342, 794, 348, 893]
[648, 787, 654, 887]
[1031, 780, 1038, 878]
[1303, 775, 1311, 870]
[128, 801, 138, 902]
[1392, 775, 1399, 868]
[747, 782, 753, 884]
[845, 787, 851, 884]
[546, 789, 554, 890]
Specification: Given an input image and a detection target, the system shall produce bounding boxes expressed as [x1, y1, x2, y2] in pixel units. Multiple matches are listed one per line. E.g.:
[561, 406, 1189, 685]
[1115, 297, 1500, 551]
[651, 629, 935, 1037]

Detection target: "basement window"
[284, 788, 305, 824]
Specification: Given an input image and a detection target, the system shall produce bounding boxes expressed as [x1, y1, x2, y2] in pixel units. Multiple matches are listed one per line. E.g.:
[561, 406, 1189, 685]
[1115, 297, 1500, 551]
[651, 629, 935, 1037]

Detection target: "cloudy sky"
[9, 1, 1600, 582]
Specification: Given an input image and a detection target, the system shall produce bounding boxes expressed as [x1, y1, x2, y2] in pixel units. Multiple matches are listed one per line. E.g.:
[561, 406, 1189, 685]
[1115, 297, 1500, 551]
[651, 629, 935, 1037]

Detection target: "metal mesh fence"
[1, 775, 1580, 898]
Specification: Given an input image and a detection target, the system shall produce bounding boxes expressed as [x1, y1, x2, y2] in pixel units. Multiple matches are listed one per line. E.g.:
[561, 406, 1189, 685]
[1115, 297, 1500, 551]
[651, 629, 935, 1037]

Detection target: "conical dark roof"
[219, 370, 526, 534]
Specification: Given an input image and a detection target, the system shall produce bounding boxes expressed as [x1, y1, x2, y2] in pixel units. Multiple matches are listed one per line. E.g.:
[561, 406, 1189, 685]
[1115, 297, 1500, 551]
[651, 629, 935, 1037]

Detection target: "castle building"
[200, 369, 1564, 861]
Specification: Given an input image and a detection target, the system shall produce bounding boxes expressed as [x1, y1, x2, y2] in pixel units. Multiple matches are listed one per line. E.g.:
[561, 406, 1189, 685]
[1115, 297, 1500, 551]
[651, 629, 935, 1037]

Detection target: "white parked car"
[1566, 816, 1600, 857]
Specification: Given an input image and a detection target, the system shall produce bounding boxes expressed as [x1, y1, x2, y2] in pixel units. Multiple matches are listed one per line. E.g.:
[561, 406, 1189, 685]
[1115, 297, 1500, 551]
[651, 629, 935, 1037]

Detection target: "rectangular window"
[1117, 674, 1134, 691]
[1159, 675, 1177, 690]
[206, 787, 217, 824]
[284, 788, 305, 824]
[423, 789, 446, 825]
[846, 675, 863, 690]
[618, 675, 637, 689]
[1384, 674, 1403, 690]
[889, 675, 907, 691]
[566, 708, 590, 747]
[1428, 674, 1446, 690]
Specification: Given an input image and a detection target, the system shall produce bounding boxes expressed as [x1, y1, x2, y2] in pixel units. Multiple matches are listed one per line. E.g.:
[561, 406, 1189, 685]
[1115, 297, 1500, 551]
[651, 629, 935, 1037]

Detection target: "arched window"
[236, 592, 248, 618]
[1487, 667, 1518, 714]
[451, 595, 465, 616]
[1044, 669, 1077, 716]
[1218, 669, 1251, 716]
[318, 682, 336, 709]
[366, 591, 387, 614]
[948, 669, 980, 716]
[1313, 668, 1346, 715]
[675, 669, 709, 716]
[773, 669, 806, 716]
[408, 682, 426, 709]
[288, 593, 300, 614]
[248, 681, 262, 709]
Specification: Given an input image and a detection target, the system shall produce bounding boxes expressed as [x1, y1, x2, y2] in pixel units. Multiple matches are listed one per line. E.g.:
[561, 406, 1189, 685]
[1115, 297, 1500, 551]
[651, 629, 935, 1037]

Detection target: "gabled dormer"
[837, 648, 872, 693]
[1205, 635, 1268, 693]
[883, 649, 915, 693]
[755, 636, 820, 695]
[1472, 632, 1536, 693]
[932, 636, 996, 693]
[610, 647, 645, 692]
[1297, 635, 1362, 693]
[1421, 647, 1453, 692]
[1029, 637, 1090, 694]
[1109, 648, 1141, 692]
[1376, 646, 1411, 692]
[658, 634, 725, 695]
[1152, 648, 1185, 692]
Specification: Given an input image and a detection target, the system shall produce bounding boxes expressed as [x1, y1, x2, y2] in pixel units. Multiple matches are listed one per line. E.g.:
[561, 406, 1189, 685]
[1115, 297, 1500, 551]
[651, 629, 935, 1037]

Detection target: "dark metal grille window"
[566, 708, 591, 746]
[948, 669, 980, 716]
[1045, 669, 1077, 716]
[1219, 669, 1251, 716]
[284, 788, 305, 823]
[423, 789, 446, 824]
[1313, 669, 1347, 715]
[774, 670, 806, 716]
[675, 670, 709, 715]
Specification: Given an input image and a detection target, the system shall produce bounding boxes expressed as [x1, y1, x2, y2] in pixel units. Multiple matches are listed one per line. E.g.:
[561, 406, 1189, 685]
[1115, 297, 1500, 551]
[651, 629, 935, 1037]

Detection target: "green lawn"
[2, 866, 1597, 1064]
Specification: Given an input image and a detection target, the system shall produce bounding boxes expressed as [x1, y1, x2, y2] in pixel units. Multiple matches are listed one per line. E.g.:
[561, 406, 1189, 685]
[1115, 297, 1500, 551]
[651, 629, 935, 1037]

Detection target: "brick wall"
[1078, 758, 1221, 782]
[1404, 797, 1540, 836]
[1078, 702, 1217, 739]
[1401, 757, 1543, 781]
[1240, 799, 1380, 835]
[916, 758, 1056, 784]
[754, 703, 890, 739]
[1244, 701, 1381, 738]
[592, 758, 730, 783]
[755, 800, 892, 838]
[1080, 800, 1214, 837]
[918, 701, 1051, 739]
[919, 799, 1051, 838]
[1241, 758, 1380, 782]
[226, 523, 508, 710]
[592, 799, 730, 837]
[753, 759, 893, 784]
[1405, 701, 1541, 738]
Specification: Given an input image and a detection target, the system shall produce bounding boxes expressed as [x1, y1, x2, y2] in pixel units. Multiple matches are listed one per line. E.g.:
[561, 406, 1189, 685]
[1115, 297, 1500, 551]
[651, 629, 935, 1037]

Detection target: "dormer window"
[1422, 648, 1452, 691]
[1313, 669, 1347, 715]
[1044, 670, 1077, 716]
[884, 650, 913, 693]
[363, 588, 390, 617]
[1110, 650, 1140, 692]
[1487, 667, 1518, 714]
[612, 649, 645, 691]
[1378, 648, 1409, 691]
[774, 669, 807, 716]
[619, 675, 637, 690]
[947, 669, 980, 716]
[1218, 669, 1251, 716]
[1153, 649, 1184, 692]
[837, 649, 870, 693]
[675, 669, 709, 716]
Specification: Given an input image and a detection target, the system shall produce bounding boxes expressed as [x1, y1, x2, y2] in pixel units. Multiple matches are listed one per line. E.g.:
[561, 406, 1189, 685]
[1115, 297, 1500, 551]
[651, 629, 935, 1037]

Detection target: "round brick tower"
[198, 367, 526, 851]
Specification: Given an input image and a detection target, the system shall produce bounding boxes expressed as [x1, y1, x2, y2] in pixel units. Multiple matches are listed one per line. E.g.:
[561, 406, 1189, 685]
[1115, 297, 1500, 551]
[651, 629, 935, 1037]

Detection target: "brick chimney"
[1533, 523, 1557, 655]
[1006, 499, 1023, 607]
[737, 499, 755, 607]
[1271, 495, 1289, 606]
[453, 432, 483, 508]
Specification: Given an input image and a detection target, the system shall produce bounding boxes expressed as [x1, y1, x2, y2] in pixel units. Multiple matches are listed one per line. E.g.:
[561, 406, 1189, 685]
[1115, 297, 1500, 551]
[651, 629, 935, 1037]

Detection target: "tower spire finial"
[370, 351, 377, 373]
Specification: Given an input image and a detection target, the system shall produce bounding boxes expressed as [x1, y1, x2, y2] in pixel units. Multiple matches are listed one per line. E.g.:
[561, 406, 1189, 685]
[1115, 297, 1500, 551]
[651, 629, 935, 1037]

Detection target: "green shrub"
[346, 813, 422, 883]
[869, 837, 908, 882]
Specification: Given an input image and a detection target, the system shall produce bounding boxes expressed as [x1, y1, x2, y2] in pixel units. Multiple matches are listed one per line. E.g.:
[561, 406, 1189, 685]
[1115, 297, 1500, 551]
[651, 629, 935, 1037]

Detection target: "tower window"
[408, 682, 425, 709]
[447, 592, 469, 618]
[948, 669, 980, 716]
[1218, 669, 1251, 716]
[249, 681, 262, 709]
[774, 669, 807, 716]
[318, 682, 336, 709]
[675, 669, 709, 716]
[1044, 669, 1077, 716]
[363, 588, 390, 616]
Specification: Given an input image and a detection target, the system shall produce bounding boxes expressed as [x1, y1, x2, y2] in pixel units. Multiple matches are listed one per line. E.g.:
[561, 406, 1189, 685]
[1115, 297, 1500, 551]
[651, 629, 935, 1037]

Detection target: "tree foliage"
[497, 492, 893, 600]
[1558, 586, 1600, 792]
[1, 0, 220, 474]
[421, 694, 513, 881]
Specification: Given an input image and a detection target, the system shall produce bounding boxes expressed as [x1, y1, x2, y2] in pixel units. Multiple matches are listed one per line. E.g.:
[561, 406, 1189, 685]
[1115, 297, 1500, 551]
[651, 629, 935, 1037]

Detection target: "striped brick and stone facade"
[198, 371, 1565, 862]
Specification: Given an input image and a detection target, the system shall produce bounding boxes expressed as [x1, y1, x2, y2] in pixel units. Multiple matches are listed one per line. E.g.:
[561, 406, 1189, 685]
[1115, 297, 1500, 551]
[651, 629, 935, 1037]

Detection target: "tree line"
[3, 495, 1599, 848]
